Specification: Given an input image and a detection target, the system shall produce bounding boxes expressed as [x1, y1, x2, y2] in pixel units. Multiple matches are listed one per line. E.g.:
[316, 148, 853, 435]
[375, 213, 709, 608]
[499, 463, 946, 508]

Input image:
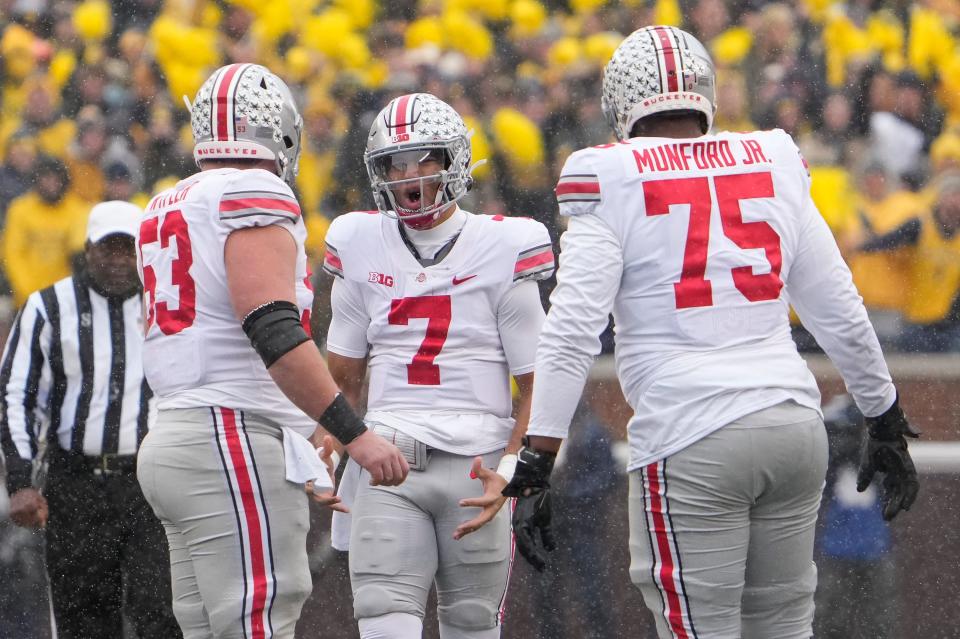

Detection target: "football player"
[135, 63, 409, 639]
[322, 93, 554, 639]
[503, 26, 920, 639]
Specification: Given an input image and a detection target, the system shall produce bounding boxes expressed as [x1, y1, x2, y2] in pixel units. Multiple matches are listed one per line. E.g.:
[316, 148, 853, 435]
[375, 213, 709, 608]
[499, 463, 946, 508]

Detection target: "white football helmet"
[189, 63, 303, 185]
[602, 26, 716, 140]
[364, 93, 480, 226]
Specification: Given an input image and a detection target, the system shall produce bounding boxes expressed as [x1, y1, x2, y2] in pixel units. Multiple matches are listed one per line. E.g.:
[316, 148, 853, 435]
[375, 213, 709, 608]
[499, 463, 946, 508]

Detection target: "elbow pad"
[242, 301, 310, 368]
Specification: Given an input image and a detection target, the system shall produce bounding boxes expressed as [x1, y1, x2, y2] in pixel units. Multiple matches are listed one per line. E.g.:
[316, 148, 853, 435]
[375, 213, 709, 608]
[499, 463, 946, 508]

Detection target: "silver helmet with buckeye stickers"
[602, 26, 716, 140]
[365, 93, 481, 225]
[189, 63, 303, 185]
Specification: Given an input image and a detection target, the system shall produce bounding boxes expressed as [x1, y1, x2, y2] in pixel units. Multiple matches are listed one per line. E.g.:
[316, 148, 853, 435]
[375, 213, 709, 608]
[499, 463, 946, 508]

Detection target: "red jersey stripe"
[555, 181, 600, 196]
[324, 251, 343, 270]
[220, 198, 301, 215]
[514, 249, 553, 273]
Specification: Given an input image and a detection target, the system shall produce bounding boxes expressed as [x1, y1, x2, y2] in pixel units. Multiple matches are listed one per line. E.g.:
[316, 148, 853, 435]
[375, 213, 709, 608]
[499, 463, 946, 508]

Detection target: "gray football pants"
[348, 448, 512, 633]
[628, 406, 828, 639]
[137, 407, 313, 639]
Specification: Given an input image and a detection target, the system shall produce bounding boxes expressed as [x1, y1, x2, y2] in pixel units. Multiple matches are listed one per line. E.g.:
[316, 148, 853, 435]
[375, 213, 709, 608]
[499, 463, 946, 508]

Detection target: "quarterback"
[323, 93, 554, 639]
[503, 26, 920, 639]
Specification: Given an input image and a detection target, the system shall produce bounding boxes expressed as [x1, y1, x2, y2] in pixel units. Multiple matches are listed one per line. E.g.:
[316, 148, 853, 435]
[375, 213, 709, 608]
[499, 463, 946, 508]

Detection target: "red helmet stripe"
[213, 64, 246, 141]
[394, 94, 412, 134]
[654, 27, 679, 93]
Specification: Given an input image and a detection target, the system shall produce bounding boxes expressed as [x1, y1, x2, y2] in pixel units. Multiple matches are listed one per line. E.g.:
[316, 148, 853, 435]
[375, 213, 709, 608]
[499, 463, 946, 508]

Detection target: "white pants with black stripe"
[628, 403, 828, 639]
[137, 408, 312, 639]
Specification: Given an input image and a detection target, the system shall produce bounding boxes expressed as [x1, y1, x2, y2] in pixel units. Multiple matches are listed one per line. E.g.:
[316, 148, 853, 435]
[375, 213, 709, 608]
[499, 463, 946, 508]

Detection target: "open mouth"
[395, 186, 424, 213]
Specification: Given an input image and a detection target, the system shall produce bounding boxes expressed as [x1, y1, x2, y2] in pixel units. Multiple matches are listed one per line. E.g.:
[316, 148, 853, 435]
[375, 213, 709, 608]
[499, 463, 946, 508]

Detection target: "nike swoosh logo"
[452, 275, 478, 285]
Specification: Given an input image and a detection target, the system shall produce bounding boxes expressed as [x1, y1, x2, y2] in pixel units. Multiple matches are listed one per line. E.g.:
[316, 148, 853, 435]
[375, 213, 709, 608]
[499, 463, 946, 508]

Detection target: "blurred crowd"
[2, 0, 960, 350]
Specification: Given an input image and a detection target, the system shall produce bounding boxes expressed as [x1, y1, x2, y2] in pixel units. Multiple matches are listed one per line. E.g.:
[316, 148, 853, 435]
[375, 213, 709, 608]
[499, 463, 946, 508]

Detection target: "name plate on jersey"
[371, 423, 430, 471]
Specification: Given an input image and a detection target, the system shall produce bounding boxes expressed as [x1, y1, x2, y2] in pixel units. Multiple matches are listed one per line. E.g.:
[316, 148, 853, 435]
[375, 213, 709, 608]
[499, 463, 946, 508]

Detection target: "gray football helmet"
[602, 26, 716, 139]
[364, 93, 480, 226]
[190, 63, 303, 185]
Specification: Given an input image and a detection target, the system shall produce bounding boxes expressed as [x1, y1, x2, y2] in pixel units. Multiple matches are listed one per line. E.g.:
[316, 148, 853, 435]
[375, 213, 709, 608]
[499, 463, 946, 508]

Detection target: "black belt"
[51, 451, 138, 476]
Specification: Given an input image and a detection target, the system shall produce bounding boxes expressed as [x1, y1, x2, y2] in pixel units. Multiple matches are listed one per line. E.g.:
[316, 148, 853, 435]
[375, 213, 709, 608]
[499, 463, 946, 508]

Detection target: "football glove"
[502, 444, 557, 572]
[856, 395, 921, 521]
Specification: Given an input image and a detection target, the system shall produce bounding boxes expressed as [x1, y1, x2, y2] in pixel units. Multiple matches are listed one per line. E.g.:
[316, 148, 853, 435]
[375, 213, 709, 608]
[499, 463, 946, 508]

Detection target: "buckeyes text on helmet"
[190, 63, 304, 185]
[364, 93, 478, 227]
[602, 26, 717, 140]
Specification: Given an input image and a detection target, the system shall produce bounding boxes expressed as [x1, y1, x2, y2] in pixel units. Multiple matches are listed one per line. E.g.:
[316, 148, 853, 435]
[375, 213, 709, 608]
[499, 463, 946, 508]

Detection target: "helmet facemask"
[367, 141, 476, 229]
[364, 93, 484, 229]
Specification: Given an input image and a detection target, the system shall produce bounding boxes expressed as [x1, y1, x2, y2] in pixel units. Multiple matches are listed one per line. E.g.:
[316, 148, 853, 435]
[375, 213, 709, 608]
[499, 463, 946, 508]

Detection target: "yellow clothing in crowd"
[905, 211, 960, 325]
[846, 191, 923, 311]
[3, 191, 89, 306]
[66, 157, 106, 203]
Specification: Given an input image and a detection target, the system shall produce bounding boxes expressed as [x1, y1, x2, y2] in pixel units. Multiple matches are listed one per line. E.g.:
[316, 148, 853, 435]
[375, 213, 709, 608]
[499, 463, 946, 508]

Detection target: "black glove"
[856, 396, 921, 521]
[502, 444, 557, 572]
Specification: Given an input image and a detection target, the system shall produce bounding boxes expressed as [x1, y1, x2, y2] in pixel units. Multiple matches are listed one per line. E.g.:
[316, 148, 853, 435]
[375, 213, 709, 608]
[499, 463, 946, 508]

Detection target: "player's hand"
[9, 488, 48, 529]
[454, 457, 508, 540]
[317, 435, 340, 486]
[345, 430, 410, 487]
[305, 435, 349, 512]
[857, 396, 921, 521]
[502, 446, 557, 572]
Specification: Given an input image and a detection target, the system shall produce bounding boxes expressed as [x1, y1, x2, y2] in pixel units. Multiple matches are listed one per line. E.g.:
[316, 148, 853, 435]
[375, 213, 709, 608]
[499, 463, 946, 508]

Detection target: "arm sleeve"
[786, 195, 897, 417]
[526, 214, 623, 439]
[0, 295, 49, 493]
[326, 277, 370, 358]
[217, 171, 301, 233]
[858, 217, 922, 252]
[498, 280, 546, 376]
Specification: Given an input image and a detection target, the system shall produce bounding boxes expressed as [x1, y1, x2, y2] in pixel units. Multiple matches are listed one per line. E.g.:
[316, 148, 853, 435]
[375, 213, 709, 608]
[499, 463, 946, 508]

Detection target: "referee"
[0, 201, 181, 638]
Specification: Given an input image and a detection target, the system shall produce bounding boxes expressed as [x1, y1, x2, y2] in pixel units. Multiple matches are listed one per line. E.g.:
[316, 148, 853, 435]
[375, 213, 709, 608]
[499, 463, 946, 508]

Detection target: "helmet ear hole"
[260, 77, 268, 90]
[283, 135, 294, 149]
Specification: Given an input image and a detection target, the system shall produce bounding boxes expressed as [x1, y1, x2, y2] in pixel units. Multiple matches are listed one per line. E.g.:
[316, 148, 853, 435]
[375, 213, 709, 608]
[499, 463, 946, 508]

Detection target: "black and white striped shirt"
[0, 273, 154, 493]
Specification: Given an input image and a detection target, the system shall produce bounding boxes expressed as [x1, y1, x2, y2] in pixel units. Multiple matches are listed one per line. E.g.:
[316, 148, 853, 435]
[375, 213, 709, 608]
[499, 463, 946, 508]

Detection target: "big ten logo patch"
[392, 133, 410, 143]
[368, 272, 395, 287]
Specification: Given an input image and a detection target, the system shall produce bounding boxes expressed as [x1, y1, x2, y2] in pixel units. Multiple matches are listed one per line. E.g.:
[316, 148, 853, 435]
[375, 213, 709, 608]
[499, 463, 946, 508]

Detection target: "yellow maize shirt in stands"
[905, 210, 960, 325]
[2, 191, 89, 306]
[847, 191, 925, 311]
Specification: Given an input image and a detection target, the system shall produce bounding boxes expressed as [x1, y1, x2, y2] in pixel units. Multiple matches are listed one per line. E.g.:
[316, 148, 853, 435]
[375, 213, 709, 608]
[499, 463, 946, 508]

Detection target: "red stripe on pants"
[221, 408, 269, 639]
[646, 462, 689, 639]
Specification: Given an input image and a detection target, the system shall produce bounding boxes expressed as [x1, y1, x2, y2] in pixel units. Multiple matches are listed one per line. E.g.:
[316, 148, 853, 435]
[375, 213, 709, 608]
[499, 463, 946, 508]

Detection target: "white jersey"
[527, 129, 896, 470]
[137, 168, 316, 435]
[323, 210, 554, 455]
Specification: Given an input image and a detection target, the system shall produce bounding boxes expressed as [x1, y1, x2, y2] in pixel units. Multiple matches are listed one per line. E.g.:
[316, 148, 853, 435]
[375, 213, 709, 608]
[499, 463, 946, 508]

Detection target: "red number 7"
[644, 172, 781, 309]
[388, 295, 452, 385]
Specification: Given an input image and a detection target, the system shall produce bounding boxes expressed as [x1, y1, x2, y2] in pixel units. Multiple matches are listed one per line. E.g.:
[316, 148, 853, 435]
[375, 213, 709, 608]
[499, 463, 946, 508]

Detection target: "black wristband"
[242, 300, 310, 368]
[318, 394, 368, 445]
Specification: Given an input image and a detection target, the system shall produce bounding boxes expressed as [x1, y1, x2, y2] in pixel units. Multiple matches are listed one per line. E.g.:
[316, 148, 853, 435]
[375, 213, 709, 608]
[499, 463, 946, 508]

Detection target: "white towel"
[281, 427, 334, 491]
[331, 457, 362, 551]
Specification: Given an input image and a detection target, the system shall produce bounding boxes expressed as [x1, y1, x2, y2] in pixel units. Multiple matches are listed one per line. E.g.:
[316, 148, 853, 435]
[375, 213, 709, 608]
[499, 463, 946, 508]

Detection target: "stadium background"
[2, 0, 960, 637]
